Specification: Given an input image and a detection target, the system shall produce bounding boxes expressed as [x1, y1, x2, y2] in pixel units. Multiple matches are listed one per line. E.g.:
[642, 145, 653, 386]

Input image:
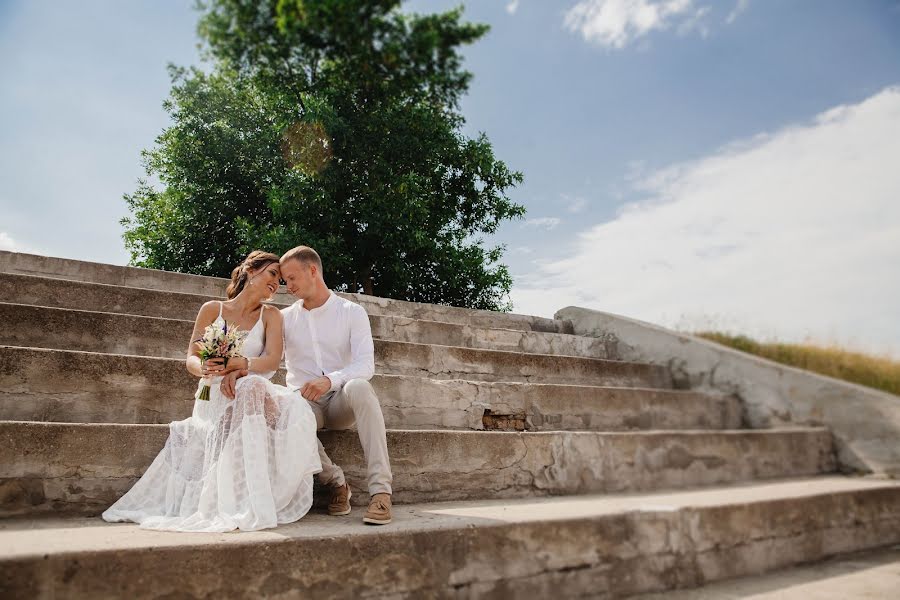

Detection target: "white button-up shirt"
[281, 292, 375, 392]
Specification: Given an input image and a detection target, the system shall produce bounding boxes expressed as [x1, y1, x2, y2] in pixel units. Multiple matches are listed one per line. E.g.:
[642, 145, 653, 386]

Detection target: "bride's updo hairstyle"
[226, 250, 281, 299]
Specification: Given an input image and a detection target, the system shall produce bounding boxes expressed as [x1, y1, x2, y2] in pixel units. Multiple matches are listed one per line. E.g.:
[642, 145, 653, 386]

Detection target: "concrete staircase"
[1, 251, 898, 598]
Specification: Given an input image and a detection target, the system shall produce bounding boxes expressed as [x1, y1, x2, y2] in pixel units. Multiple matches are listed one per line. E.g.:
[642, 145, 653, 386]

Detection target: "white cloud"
[726, 0, 751, 25]
[676, 4, 710, 38]
[564, 0, 709, 49]
[565, 196, 588, 213]
[512, 86, 900, 355]
[512, 246, 534, 254]
[506, 0, 521, 15]
[0, 231, 38, 254]
[0, 232, 20, 252]
[523, 217, 562, 229]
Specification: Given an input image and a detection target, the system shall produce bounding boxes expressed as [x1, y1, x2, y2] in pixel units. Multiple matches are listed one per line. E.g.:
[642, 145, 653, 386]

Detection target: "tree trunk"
[362, 264, 374, 296]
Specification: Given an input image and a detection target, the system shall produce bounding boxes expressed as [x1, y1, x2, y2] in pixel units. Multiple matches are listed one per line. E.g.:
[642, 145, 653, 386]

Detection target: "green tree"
[123, 0, 525, 310]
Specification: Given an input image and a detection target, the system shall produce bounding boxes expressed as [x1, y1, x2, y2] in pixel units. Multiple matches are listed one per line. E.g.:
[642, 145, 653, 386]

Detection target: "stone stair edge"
[0, 344, 728, 396]
[0, 296, 590, 346]
[1, 300, 191, 325]
[3, 476, 896, 558]
[2, 477, 899, 600]
[1, 420, 835, 515]
[1, 344, 740, 432]
[0, 420, 827, 437]
[0, 252, 571, 330]
[0, 305, 655, 368]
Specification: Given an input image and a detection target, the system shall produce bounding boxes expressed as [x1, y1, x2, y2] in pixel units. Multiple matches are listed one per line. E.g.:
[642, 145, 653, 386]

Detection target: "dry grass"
[693, 332, 900, 397]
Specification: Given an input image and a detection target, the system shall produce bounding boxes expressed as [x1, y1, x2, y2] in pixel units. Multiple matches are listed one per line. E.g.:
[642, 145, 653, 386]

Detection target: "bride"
[103, 250, 322, 532]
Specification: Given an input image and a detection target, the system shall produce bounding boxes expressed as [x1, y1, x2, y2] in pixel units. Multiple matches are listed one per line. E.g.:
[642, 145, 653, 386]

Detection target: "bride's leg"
[264, 394, 280, 429]
[234, 375, 280, 429]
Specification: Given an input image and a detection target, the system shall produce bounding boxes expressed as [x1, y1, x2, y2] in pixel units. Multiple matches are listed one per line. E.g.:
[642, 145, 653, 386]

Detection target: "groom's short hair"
[281, 245, 323, 273]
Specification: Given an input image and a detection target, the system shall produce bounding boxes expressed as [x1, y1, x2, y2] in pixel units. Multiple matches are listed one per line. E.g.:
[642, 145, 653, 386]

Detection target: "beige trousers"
[306, 378, 393, 496]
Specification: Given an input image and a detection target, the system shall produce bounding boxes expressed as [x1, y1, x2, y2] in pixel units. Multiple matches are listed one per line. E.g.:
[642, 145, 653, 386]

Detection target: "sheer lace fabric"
[103, 313, 321, 533]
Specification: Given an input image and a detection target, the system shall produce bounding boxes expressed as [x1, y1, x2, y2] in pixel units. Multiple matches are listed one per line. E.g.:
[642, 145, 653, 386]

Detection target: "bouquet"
[194, 320, 248, 400]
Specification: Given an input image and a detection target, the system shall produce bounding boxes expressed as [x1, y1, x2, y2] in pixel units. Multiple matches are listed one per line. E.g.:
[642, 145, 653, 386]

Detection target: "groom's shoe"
[363, 493, 392, 525]
[328, 483, 352, 516]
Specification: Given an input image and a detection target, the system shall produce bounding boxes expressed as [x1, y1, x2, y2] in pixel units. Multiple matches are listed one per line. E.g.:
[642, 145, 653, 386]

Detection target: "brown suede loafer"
[328, 482, 352, 516]
[363, 493, 392, 525]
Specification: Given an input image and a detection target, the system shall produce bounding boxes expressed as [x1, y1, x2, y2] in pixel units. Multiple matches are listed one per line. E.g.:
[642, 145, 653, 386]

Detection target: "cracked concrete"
[0, 253, 573, 333]
[2, 304, 670, 386]
[558, 306, 900, 477]
[1, 421, 835, 516]
[2, 347, 731, 432]
[2, 479, 898, 599]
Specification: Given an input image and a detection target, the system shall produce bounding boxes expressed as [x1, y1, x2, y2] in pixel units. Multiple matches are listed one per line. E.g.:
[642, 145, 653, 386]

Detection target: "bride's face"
[248, 262, 281, 300]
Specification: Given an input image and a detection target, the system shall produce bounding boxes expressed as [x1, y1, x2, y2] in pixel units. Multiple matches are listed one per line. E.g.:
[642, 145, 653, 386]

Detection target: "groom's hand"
[220, 369, 249, 399]
[301, 376, 332, 402]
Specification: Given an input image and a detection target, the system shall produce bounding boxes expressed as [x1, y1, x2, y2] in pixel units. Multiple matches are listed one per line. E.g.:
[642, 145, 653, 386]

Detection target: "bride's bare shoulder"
[262, 304, 284, 325]
[194, 301, 221, 322]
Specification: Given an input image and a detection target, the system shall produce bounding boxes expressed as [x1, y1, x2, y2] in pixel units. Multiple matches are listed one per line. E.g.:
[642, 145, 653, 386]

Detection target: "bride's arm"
[185, 302, 222, 378]
[254, 306, 284, 374]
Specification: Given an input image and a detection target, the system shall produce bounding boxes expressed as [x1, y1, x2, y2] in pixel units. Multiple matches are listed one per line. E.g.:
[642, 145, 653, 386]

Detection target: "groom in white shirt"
[279, 245, 393, 525]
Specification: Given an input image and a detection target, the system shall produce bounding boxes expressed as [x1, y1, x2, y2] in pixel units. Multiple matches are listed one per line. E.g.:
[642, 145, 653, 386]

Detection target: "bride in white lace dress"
[103, 251, 321, 532]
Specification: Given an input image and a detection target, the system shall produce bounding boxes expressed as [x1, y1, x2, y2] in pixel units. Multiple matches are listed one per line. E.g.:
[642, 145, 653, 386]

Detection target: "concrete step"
[0, 420, 834, 517]
[0, 251, 574, 334]
[632, 546, 900, 600]
[0, 275, 607, 358]
[0, 304, 672, 387]
[2, 477, 898, 598]
[0, 346, 739, 431]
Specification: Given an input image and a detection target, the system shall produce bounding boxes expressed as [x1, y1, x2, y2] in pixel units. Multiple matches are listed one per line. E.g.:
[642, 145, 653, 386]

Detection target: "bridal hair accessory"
[194, 319, 249, 400]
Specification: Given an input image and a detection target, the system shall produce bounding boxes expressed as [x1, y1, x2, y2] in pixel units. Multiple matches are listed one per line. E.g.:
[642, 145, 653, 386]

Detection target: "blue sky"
[2, 1, 900, 354]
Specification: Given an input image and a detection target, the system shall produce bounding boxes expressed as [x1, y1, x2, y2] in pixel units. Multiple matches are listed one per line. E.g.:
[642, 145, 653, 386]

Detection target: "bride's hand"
[221, 356, 249, 374]
[201, 357, 226, 376]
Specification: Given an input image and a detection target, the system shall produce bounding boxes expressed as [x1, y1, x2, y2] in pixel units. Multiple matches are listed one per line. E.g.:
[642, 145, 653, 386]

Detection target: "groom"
[278, 245, 393, 525]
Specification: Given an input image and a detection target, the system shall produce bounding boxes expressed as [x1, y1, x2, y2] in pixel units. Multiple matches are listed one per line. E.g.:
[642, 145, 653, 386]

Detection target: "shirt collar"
[298, 291, 335, 313]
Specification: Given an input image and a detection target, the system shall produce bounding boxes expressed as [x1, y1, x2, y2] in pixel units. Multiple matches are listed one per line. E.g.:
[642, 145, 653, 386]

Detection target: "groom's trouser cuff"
[305, 393, 346, 488]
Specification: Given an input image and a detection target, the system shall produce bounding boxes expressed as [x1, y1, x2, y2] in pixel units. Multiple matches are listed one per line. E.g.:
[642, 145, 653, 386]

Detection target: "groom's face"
[280, 258, 315, 299]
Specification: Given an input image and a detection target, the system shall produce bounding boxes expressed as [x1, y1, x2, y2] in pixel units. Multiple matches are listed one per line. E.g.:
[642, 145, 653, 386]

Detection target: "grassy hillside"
[693, 332, 900, 397]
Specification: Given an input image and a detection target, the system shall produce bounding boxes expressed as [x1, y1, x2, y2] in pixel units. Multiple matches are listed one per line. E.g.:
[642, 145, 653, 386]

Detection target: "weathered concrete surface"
[633, 546, 900, 599]
[1, 302, 191, 359]
[0, 251, 573, 333]
[557, 306, 900, 478]
[369, 314, 607, 358]
[0, 346, 734, 431]
[0, 421, 834, 516]
[375, 336, 671, 387]
[0, 250, 227, 297]
[0, 346, 200, 425]
[341, 291, 573, 335]
[1, 478, 898, 599]
[1, 273, 599, 358]
[1, 304, 671, 386]
[0, 271, 236, 321]
[377, 376, 741, 432]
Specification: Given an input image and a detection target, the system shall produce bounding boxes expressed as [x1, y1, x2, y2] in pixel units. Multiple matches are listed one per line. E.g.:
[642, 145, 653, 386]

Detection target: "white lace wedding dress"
[103, 303, 321, 532]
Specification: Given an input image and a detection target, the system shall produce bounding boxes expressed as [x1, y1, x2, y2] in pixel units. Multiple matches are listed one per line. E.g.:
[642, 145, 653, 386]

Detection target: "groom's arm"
[326, 304, 375, 392]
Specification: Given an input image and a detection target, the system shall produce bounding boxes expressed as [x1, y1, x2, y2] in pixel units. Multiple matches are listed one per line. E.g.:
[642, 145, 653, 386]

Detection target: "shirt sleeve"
[326, 303, 375, 391]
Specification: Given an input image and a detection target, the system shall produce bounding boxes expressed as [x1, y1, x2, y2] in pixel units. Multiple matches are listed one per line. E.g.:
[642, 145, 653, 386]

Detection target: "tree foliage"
[123, 0, 525, 310]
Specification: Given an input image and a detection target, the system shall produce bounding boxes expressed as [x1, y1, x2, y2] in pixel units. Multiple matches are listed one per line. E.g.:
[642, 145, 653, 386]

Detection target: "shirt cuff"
[326, 371, 342, 392]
